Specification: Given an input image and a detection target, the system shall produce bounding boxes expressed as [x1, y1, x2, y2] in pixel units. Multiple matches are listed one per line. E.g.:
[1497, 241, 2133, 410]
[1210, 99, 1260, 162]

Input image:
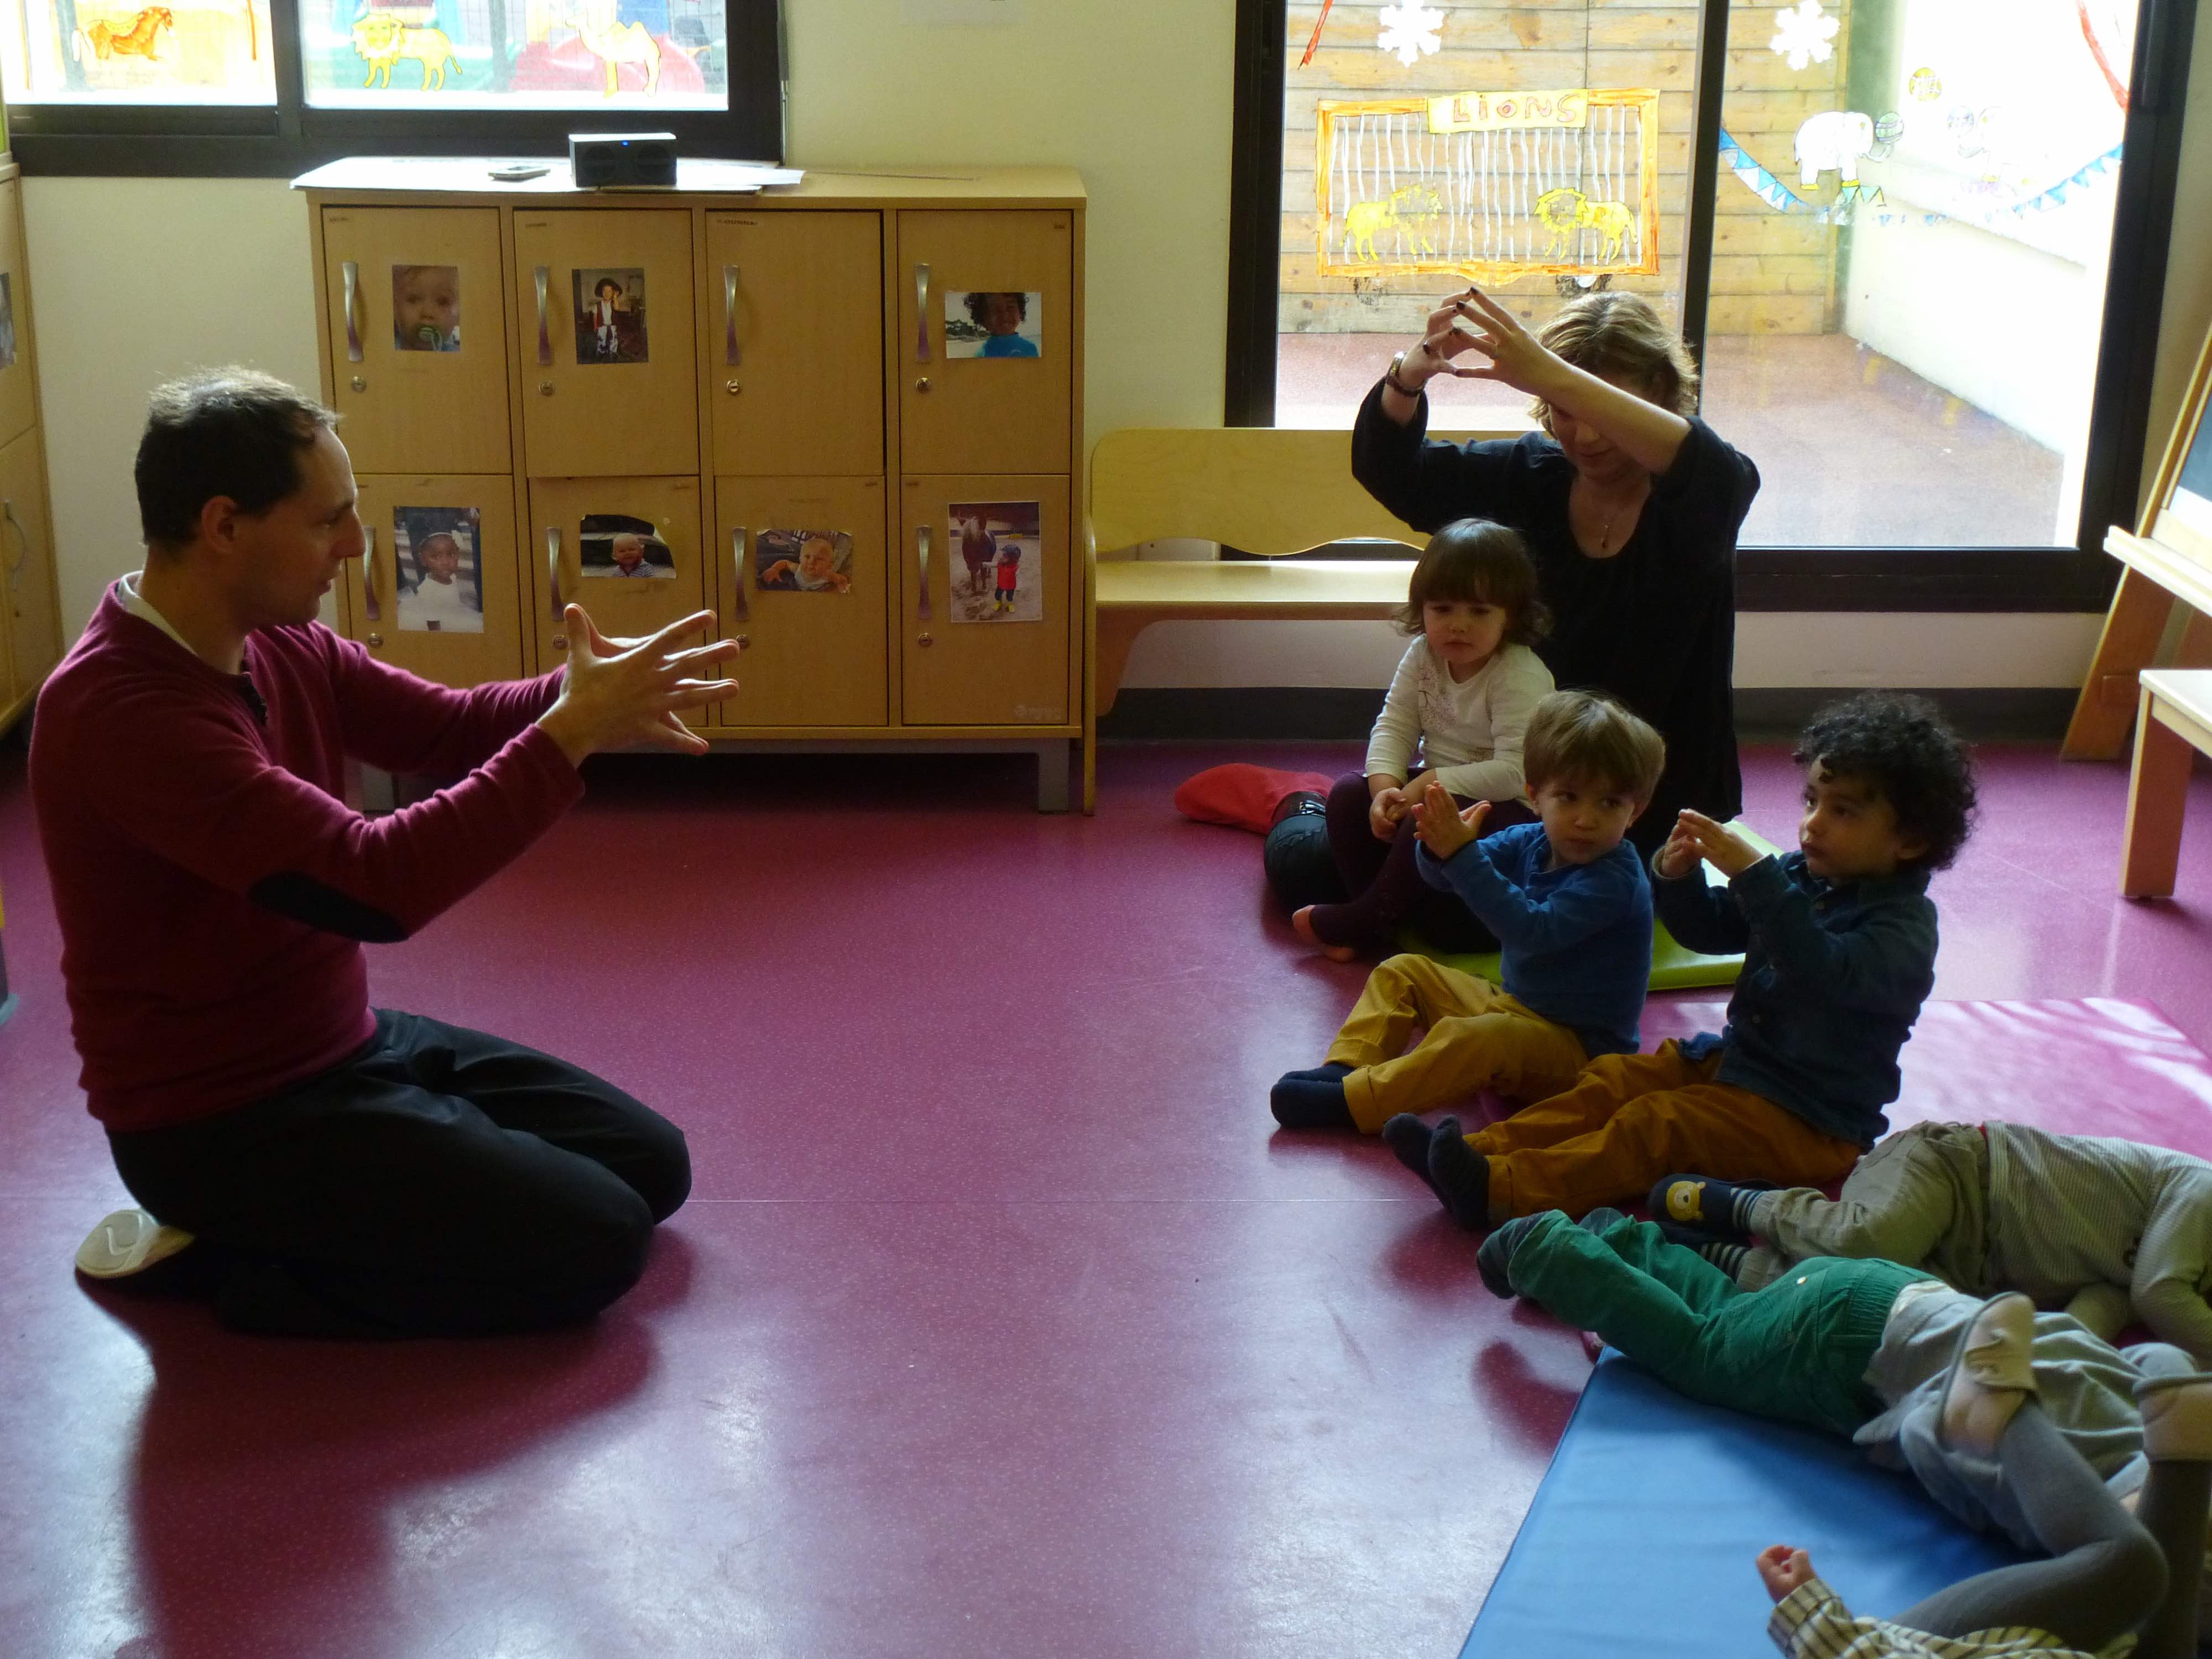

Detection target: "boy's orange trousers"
[1465, 1042, 1863, 1222]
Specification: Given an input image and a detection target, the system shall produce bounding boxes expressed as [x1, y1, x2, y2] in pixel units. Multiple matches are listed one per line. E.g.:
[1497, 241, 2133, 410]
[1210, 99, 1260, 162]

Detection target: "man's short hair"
[1523, 690, 1666, 801]
[135, 370, 338, 549]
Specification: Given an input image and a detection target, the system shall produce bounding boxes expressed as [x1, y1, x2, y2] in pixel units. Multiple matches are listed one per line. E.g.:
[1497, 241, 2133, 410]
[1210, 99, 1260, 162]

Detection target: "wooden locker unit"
[713, 475, 889, 728]
[345, 476, 523, 686]
[320, 207, 512, 476]
[0, 163, 61, 737]
[298, 160, 1087, 810]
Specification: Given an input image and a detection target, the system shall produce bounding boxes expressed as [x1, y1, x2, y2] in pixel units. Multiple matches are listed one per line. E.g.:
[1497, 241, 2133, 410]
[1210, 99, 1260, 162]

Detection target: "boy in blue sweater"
[1271, 691, 1663, 1135]
[1402, 691, 1976, 1231]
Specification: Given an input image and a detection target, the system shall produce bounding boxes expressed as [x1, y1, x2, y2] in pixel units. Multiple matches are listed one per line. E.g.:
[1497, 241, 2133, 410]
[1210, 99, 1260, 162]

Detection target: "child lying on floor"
[1655, 1124, 2212, 1365]
[1480, 1209, 2203, 1566]
[1269, 691, 1662, 1135]
[1756, 1296, 2211, 1659]
[1387, 691, 1978, 1232]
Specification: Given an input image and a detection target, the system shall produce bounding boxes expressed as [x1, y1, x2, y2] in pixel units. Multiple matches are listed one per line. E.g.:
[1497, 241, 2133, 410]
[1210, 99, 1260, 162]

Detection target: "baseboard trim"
[1097, 686, 2081, 744]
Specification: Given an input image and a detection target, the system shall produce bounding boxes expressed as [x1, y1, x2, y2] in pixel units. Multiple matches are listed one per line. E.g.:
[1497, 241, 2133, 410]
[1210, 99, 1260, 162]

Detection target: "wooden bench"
[1081, 424, 1514, 811]
[2123, 667, 2212, 896]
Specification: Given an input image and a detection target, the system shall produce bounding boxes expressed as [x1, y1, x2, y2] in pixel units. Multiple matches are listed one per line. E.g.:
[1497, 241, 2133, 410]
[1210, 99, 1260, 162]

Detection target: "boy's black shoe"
[1426, 1123, 1490, 1232]
[1269, 1065, 1354, 1129]
[1648, 1174, 1773, 1246]
[1475, 1212, 1547, 1298]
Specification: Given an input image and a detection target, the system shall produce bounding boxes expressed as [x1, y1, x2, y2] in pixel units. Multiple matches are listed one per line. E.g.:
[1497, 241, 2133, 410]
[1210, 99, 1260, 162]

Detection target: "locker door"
[514, 210, 698, 478]
[528, 476, 707, 672]
[321, 207, 512, 474]
[0, 427, 59, 702]
[343, 476, 523, 688]
[706, 212, 885, 478]
[896, 474, 1071, 727]
[712, 476, 888, 728]
[0, 179, 37, 450]
[896, 210, 1073, 477]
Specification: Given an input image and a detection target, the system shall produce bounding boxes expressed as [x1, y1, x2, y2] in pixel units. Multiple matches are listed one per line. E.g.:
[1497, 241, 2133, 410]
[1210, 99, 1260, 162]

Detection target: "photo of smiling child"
[580, 513, 676, 578]
[755, 529, 854, 593]
[392, 264, 460, 353]
[947, 501, 1041, 623]
[572, 269, 648, 364]
[394, 507, 484, 633]
[944, 290, 1042, 359]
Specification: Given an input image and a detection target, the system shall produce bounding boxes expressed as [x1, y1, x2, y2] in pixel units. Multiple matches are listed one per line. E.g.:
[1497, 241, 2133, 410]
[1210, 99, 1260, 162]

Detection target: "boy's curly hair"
[1395, 518, 1551, 646]
[1792, 692, 1978, 872]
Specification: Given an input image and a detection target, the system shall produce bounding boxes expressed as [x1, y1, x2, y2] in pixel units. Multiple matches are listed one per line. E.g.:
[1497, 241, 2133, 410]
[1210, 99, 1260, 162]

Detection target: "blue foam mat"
[1461, 1352, 2023, 1659]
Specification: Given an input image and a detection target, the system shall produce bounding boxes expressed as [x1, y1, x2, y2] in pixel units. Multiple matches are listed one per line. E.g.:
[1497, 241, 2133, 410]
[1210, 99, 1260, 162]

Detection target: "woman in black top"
[1349, 286, 1759, 860]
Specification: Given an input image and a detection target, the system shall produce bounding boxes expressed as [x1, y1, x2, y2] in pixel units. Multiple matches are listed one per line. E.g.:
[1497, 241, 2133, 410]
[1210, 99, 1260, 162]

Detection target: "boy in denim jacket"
[1396, 691, 1976, 1229]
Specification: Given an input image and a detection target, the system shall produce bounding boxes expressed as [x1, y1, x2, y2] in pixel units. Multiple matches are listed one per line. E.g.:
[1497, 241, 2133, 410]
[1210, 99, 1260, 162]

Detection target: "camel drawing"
[568, 0, 661, 96]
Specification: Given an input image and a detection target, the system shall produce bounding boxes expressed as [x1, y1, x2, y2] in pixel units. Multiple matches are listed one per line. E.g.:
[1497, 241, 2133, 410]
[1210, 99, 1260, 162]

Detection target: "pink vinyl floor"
[1, 733, 2210, 1659]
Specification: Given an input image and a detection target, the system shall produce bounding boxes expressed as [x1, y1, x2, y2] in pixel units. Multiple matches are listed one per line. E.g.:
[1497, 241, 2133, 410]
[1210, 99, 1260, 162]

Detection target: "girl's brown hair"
[1526, 291, 1699, 435]
[1395, 518, 1550, 646]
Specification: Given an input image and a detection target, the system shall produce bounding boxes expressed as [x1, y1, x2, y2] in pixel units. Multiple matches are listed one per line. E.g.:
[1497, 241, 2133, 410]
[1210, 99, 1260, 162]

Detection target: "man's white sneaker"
[74, 1208, 195, 1279]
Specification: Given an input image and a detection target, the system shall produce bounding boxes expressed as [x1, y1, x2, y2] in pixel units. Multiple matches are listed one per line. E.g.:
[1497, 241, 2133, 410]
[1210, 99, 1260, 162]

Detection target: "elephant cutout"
[1794, 110, 1876, 187]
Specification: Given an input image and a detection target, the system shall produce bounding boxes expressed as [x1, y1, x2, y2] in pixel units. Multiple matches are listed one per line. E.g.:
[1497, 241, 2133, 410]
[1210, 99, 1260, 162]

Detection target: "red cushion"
[1173, 764, 1337, 834]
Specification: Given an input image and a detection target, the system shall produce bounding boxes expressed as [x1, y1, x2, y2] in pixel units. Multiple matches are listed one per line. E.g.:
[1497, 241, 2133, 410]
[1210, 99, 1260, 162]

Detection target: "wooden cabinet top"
[294, 157, 1085, 209]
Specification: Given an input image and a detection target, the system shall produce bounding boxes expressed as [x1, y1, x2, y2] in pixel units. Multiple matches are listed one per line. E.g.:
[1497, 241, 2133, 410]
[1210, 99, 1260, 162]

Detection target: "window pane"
[1279, 2, 1695, 429]
[1, 0, 277, 105]
[301, 0, 728, 111]
[1702, 0, 2138, 546]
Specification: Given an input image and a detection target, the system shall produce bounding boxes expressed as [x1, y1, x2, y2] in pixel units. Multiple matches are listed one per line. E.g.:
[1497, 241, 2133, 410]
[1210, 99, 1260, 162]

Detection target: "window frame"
[1227, 0, 2199, 613]
[5, 0, 786, 176]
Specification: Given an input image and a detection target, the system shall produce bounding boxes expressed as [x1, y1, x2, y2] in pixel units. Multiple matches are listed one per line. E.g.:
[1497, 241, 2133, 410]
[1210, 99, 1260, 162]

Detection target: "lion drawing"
[1342, 184, 1444, 263]
[74, 6, 174, 62]
[352, 14, 457, 91]
[1534, 187, 1637, 264]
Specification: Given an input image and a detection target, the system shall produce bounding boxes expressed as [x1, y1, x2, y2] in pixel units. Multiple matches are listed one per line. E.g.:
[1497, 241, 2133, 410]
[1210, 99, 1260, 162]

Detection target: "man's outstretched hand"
[536, 606, 740, 765]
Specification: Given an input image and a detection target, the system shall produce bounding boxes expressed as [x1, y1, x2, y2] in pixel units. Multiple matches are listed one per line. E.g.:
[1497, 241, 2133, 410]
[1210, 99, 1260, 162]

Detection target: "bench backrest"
[1087, 426, 1518, 559]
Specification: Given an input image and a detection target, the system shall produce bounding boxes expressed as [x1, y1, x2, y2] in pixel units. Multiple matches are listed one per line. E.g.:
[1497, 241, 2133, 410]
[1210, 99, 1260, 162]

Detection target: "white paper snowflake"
[1377, 3, 1444, 68]
[1770, 0, 1838, 71]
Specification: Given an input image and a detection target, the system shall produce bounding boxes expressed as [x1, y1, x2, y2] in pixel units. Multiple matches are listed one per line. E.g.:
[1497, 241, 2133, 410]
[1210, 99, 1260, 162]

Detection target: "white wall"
[18, 0, 2212, 695]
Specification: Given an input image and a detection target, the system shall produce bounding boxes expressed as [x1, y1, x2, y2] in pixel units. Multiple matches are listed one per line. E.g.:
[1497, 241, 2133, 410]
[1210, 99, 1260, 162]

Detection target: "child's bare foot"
[1291, 906, 1357, 962]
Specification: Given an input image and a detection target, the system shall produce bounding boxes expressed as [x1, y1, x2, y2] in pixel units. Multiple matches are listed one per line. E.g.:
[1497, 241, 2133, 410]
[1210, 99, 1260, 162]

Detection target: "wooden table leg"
[2122, 690, 2194, 898]
[2064, 569, 2176, 760]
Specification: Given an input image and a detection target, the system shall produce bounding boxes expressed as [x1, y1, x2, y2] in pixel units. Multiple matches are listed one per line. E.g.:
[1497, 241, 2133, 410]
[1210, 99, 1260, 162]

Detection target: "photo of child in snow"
[947, 501, 1042, 623]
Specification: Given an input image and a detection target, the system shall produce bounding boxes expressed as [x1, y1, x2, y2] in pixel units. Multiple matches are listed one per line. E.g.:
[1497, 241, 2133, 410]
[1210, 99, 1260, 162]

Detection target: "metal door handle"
[546, 526, 564, 621]
[361, 524, 380, 622]
[535, 266, 552, 366]
[916, 522, 932, 622]
[914, 263, 931, 363]
[729, 526, 749, 622]
[342, 261, 363, 363]
[723, 264, 741, 366]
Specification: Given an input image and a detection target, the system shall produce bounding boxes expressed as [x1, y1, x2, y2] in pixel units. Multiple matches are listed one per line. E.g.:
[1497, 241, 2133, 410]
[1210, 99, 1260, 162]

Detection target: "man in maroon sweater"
[32, 369, 737, 1338]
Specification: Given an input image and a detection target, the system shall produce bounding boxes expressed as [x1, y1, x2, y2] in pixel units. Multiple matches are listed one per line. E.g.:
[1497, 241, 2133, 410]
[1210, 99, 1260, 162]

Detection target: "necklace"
[1577, 475, 1649, 556]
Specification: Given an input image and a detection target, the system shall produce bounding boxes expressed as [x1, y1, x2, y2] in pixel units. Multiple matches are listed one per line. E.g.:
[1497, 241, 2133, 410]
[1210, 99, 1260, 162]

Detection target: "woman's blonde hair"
[1526, 291, 1699, 435]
